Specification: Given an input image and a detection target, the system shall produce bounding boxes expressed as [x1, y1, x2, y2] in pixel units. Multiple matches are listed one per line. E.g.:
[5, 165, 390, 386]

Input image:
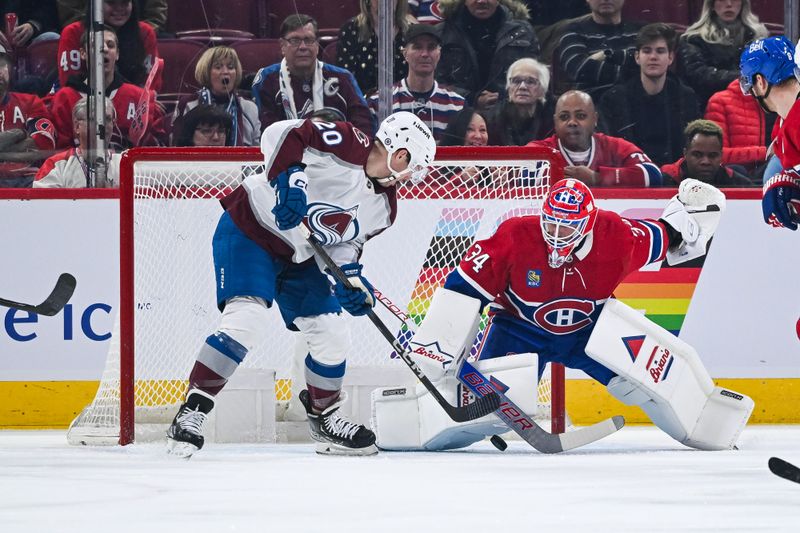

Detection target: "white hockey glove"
[660, 178, 726, 265]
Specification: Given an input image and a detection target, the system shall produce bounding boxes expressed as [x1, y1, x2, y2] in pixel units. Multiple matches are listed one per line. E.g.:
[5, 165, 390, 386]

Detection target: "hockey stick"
[300, 226, 499, 422]
[0, 273, 76, 316]
[373, 288, 626, 453]
[129, 57, 163, 146]
[768, 457, 800, 484]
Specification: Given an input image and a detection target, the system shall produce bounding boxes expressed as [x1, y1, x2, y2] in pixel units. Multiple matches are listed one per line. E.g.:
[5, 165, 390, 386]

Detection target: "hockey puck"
[490, 435, 508, 451]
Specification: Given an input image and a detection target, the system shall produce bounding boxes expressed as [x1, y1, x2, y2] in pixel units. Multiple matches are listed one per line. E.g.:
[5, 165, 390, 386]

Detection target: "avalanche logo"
[532, 298, 595, 335]
[305, 203, 360, 244]
[645, 345, 674, 384]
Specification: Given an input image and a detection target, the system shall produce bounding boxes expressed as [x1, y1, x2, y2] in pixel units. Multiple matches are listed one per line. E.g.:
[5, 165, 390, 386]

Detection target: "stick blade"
[557, 415, 626, 453]
[36, 273, 77, 316]
[449, 391, 501, 422]
[768, 457, 800, 484]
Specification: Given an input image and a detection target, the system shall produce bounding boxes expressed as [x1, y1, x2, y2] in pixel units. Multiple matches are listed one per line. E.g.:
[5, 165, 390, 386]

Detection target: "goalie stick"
[0, 273, 76, 316]
[768, 457, 800, 484]
[300, 226, 499, 423]
[372, 288, 626, 453]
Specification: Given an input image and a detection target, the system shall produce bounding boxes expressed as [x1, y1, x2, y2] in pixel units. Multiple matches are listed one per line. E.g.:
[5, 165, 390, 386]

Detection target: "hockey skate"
[299, 390, 378, 456]
[166, 389, 215, 458]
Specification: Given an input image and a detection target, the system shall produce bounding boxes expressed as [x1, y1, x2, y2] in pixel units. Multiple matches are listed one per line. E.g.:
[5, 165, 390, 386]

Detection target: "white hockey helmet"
[375, 111, 436, 185]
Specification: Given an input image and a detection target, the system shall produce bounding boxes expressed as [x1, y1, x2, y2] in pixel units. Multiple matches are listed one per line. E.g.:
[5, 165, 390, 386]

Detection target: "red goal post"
[96, 145, 566, 445]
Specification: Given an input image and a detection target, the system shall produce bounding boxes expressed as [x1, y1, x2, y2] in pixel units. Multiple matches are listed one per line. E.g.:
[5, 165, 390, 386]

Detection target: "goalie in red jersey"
[740, 35, 800, 230]
[373, 178, 753, 452]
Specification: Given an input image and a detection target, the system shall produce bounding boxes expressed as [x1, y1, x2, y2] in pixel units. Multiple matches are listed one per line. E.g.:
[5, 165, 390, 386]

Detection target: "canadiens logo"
[305, 203, 360, 244]
[532, 298, 595, 335]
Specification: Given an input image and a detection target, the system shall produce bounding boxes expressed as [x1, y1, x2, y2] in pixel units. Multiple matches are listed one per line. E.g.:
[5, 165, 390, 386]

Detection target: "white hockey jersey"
[221, 119, 397, 265]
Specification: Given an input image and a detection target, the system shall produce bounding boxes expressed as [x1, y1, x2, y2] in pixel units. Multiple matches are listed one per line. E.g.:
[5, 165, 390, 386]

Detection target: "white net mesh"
[67, 148, 560, 444]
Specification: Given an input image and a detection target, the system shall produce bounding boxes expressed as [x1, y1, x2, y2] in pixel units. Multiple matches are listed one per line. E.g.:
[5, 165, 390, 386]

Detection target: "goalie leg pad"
[407, 288, 483, 383]
[588, 299, 752, 450]
[372, 353, 539, 450]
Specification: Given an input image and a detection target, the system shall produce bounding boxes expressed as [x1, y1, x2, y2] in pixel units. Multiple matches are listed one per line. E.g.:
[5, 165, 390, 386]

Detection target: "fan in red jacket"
[57, 4, 161, 91]
[527, 90, 662, 187]
[50, 27, 164, 149]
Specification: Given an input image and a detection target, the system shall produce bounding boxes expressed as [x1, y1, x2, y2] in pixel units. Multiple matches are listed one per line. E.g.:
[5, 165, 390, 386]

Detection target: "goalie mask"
[540, 179, 597, 268]
[375, 111, 436, 186]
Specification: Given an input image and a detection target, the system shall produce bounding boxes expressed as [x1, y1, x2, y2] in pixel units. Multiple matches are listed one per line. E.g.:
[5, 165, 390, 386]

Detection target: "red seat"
[175, 29, 256, 46]
[230, 39, 284, 76]
[157, 40, 208, 94]
[321, 39, 339, 66]
[23, 38, 59, 80]
[265, 0, 359, 37]
[167, 0, 266, 36]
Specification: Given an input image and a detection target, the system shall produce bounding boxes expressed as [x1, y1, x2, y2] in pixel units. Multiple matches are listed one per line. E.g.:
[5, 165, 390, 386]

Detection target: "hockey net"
[67, 145, 566, 445]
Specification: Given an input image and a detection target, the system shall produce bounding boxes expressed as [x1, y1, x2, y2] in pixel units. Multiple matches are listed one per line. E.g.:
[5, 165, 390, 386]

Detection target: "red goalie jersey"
[445, 211, 668, 338]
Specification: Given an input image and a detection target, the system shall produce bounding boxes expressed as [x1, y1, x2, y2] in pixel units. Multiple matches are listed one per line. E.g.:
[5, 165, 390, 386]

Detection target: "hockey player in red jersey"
[373, 178, 753, 452]
[166, 111, 436, 458]
[739, 35, 800, 230]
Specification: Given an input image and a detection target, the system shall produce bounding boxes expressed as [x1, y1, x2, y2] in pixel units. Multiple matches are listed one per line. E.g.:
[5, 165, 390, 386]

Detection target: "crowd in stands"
[0, 0, 787, 188]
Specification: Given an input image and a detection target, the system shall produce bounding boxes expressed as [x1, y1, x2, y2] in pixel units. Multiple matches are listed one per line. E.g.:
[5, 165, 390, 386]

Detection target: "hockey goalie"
[372, 178, 753, 451]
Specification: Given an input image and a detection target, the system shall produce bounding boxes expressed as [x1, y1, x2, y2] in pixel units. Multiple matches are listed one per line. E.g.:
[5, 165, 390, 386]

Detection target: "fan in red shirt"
[528, 90, 663, 187]
[0, 51, 56, 186]
[57, 0, 161, 91]
[50, 26, 164, 149]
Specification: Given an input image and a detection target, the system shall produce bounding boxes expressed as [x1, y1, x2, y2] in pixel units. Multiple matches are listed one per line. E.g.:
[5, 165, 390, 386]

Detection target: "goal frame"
[118, 145, 567, 445]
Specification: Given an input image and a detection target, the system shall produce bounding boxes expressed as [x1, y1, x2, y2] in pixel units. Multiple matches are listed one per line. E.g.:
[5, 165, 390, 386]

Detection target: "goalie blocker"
[371, 288, 540, 450]
[586, 299, 753, 450]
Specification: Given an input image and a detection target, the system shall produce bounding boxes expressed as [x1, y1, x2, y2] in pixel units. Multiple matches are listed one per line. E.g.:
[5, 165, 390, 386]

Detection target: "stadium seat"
[175, 29, 256, 46]
[167, 0, 268, 37]
[231, 39, 284, 77]
[623, 0, 692, 25]
[265, 0, 359, 38]
[321, 39, 339, 66]
[23, 39, 59, 80]
[157, 40, 207, 94]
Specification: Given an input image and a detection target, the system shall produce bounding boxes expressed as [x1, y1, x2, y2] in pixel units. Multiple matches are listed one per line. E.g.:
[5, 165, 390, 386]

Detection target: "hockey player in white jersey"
[167, 111, 436, 457]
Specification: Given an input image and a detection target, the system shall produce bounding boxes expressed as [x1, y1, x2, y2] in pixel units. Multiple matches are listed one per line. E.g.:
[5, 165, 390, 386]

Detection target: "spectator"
[367, 24, 464, 143]
[485, 57, 555, 146]
[0, 1, 60, 47]
[57, 0, 161, 90]
[0, 51, 56, 188]
[439, 106, 490, 146]
[678, 0, 768, 108]
[704, 78, 774, 170]
[58, 0, 167, 33]
[336, 0, 412, 95]
[173, 105, 232, 147]
[436, 0, 540, 108]
[530, 90, 662, 187]
[599, 23, 700, 166]
[171, 47, 260, 147]
[661, 119, 754, 187]
[34, 97, 120, 188]
[50, 26, 165, 149]
[251, 14, 374, 134]
[555, 0, 642, 100]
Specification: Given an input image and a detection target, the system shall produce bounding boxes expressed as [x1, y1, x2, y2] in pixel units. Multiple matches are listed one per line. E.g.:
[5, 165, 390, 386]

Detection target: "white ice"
[1, 426, 799, 533]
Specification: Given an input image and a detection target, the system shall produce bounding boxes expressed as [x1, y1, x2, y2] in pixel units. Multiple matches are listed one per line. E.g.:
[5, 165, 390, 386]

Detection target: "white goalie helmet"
[375, 111, 436, 185]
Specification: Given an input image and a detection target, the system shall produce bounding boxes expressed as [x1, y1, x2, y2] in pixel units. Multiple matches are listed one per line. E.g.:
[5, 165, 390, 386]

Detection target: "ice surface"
[1, 426, 799, 532]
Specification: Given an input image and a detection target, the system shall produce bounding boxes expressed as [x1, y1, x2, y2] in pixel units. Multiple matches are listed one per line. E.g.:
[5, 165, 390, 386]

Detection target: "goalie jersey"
[444, 211, 668, 381]
[222, 119, 397, 265]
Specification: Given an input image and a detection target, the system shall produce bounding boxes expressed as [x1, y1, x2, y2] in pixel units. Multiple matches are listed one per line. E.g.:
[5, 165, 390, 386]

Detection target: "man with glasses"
[485, 57, 555, 146]
[252, 14, 374, 135]
[367, 24, 464, 143]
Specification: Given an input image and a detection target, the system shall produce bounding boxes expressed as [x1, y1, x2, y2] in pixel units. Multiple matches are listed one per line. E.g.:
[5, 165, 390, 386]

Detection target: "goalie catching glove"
[271, 164, 308, 230]
[762, 169, 800, 230]
[659, 178, 726, 265]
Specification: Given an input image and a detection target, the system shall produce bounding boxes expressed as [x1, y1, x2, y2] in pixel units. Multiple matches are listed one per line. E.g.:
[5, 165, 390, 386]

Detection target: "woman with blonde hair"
[336, 0, 414, 94]
[171, 46, 261, 146]
[678, 0, 768, 108]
